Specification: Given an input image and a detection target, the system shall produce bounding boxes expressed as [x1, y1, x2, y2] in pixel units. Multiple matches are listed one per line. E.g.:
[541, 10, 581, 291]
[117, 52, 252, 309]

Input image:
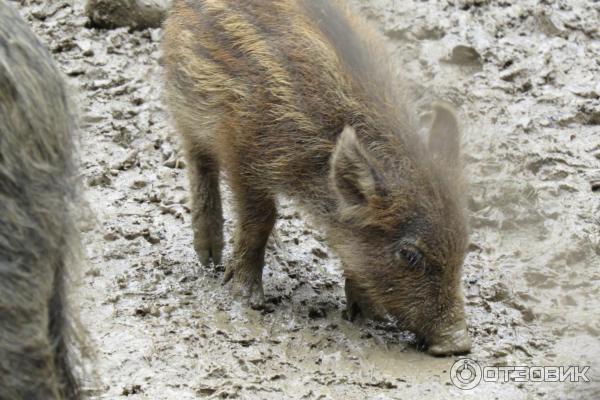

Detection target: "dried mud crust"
[13, 0, 600, 399]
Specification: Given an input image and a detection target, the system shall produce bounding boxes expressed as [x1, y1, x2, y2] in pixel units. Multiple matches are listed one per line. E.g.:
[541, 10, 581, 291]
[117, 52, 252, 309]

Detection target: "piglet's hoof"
[224, 265, 265, 309]
[194, 234, 223, 267]
[344, 277, 382, 321]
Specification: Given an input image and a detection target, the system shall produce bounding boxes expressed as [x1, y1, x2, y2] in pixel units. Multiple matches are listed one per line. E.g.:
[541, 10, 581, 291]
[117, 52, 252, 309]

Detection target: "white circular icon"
[450, 358, 482, 390]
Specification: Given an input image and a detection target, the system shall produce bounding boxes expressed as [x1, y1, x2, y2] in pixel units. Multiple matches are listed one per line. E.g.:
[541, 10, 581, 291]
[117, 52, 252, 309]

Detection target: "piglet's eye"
[396, 248, 423, 268]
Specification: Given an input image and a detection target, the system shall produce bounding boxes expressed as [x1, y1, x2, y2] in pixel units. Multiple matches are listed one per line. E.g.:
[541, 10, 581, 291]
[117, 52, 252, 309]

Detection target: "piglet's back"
[162, 0, 412, 147]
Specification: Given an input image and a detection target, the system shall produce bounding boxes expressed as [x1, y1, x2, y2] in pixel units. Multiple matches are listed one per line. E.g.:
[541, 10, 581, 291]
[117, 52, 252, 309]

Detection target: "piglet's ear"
[330, 125, 383, 208]
[428, 102, 461, 167]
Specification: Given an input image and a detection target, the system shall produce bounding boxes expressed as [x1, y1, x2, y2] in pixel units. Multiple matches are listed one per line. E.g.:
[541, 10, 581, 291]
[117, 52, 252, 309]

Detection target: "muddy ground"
[11, 0, 600, 398]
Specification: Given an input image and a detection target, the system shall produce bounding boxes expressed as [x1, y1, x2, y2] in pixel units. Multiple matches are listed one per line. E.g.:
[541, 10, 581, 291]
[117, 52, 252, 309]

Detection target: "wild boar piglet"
[163, 0, 471, 356]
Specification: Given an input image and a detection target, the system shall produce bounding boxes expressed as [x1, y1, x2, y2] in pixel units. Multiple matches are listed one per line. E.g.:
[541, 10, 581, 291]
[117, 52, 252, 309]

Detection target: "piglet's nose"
[427, 321, 471, 357]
